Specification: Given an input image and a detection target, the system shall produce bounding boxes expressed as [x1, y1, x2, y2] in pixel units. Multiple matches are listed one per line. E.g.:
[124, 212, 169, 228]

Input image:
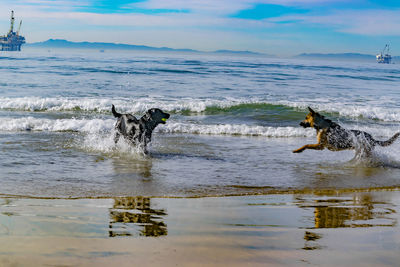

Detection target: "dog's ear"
[143, 110, 152, 121]
[308, 107, 316, 114]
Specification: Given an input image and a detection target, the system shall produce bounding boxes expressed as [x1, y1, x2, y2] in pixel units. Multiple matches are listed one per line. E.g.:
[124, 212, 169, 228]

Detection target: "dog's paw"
[292, 149, 303, 153]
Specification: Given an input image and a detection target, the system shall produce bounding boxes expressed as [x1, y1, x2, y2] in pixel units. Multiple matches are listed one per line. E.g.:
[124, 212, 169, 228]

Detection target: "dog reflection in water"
[109, 196, 167, 237]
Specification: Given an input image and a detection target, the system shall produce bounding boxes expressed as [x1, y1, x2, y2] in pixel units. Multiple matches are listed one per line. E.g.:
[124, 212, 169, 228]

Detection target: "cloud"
[1, 3, 273, 30]
[260, 0, 347, 6]
[4, 0, 400, 37]
[134, 0, 354, 16]
[8, 0, 91, 11]
[1, 0, 399, 55]
[323, 10, 400, 36]
[137, 0, 254, 15]
[274, 9, 400, 36]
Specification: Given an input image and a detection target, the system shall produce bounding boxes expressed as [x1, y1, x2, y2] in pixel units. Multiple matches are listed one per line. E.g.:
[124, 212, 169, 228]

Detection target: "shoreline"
[1, 185, 399, 199]
[1, 188, 399, 266]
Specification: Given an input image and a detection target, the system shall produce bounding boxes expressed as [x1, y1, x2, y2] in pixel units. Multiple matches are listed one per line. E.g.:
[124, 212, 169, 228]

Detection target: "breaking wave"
[1, 96, 400, 123]
[0, 117, 315, 137]
[0, 117, 114, 133]
[0, 96, 258, 114]
[277, 99, 400, 122]
[159, 122, 314, 137]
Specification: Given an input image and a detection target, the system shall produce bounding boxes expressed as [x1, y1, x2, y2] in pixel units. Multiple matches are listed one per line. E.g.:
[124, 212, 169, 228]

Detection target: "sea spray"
[348, 140, 400, 168]
[82, 129, 148, 157]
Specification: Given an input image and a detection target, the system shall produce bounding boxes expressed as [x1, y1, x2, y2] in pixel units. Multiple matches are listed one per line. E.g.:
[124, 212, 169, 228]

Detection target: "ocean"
[1, 50, 400, 198]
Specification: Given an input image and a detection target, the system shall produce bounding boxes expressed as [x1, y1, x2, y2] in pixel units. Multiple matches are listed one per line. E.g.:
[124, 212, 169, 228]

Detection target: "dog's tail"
[111, 104, 122, 118]
[376, 132, 400, 147]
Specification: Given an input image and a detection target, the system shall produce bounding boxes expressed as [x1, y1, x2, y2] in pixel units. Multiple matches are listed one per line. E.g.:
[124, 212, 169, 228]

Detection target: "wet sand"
[0, 190, 400, 266]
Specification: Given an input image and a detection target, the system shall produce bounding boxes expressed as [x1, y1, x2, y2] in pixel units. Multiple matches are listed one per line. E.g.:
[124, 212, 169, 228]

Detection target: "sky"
[0, 0, 399, 56]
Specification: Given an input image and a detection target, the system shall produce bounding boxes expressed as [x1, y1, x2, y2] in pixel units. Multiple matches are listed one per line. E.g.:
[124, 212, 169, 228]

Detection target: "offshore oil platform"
[376, 44, 392, 64]
[0, 11, 25, 51]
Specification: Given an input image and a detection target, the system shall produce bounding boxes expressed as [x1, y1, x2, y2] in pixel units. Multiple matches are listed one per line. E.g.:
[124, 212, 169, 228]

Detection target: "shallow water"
[1, 50, 400, 197]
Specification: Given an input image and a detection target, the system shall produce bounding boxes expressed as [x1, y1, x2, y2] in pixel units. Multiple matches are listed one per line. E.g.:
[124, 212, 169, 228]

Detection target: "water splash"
[81, 130, 148, 158]
[349, 146, 400, 168]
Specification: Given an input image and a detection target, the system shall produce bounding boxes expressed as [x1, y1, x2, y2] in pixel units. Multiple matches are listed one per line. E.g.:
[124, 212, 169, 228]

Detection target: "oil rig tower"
[376, 44, 392, 64]
[0, 11, 26, 51]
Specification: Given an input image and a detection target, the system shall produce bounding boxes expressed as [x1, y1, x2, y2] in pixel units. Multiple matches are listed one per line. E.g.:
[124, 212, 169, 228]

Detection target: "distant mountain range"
[26, 39, 266, 56]
[295, 53, 374, 60]
[26, 40, 398, 62]
[295, 52, 399, 62]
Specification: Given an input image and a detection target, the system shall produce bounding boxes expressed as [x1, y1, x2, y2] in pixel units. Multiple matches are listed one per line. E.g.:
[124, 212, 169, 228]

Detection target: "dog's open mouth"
[300, 121, 310, 128]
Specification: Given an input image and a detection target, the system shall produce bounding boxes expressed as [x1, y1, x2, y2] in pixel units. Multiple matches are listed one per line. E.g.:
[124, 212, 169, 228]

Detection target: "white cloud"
[273, 9, 400, 36]
[134, 0, 255, 15]
[1, 6, 272, 30]
[3, 1, 400, 38]
[260, 0, 347, 6]
[134, 0, 347, 14]
[1, 0, 399, 54]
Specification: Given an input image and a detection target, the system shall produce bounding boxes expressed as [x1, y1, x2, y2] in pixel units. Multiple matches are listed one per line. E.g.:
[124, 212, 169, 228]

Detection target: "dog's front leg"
[114, 132, 120, 144]
[293, 144, 324, 153]
[293, 130, 326, 153]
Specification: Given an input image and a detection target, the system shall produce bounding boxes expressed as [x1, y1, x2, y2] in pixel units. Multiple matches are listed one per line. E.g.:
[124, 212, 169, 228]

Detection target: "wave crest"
[0, 97, 255, 114]
[160, 122, 314, 137]
[0, 117, 114, 133]
[0, 117, 314, 137]
[2, 97, 400, 123]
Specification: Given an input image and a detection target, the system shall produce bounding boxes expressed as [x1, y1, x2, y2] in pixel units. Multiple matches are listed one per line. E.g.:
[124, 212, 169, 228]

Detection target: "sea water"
[0, 50, 400, 198]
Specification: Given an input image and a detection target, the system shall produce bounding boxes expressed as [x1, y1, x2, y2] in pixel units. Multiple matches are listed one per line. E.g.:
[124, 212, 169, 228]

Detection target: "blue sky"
[0, 0, 400, 55]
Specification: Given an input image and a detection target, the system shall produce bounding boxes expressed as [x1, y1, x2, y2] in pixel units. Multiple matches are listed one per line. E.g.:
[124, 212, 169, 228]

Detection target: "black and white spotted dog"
[112, 104, 170, 153]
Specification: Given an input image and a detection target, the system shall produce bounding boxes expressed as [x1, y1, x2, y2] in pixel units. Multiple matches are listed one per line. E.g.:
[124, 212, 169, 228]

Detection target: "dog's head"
[300, 107, 317, 128]
[300, 107, 332, 129]
[143, 108, 170, 124]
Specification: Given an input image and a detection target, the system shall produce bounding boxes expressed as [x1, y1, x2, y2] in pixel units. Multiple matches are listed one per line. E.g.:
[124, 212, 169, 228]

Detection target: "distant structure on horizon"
[0, 11, 25, 51]
[376, 44, 392, 64]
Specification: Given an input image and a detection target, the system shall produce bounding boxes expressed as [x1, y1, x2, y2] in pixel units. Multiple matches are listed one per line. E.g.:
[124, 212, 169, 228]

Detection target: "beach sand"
[0, 189, 399, 266]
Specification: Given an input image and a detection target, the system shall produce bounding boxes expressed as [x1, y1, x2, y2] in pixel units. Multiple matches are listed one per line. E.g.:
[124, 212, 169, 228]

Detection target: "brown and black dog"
[293, 107, 400, 154]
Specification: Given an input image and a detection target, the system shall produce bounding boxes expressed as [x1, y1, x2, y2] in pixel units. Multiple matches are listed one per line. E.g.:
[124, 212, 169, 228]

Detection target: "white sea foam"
[349, 144, 400, 168]
[276, 99, 400, 122]
[1, 115, 399, 139]
[0, 116, 148, 156]
[0, 97, 126, 113]
[159, 122, 315, 137]
[0, 117, 114, 133]
[0, 117, 316, 137]
[0, 96, 254, 114]
[82, 130, 147, 156]
[1, 96, 400, 123]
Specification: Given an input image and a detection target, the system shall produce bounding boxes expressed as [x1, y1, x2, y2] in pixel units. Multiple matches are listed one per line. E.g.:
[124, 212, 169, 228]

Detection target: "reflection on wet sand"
[297, 192, 398, 251]
[303, 231, 322, 250]
[109, 197, 167, 237]
[297, 193, 397, 228]
[0, 192, 399, 266]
